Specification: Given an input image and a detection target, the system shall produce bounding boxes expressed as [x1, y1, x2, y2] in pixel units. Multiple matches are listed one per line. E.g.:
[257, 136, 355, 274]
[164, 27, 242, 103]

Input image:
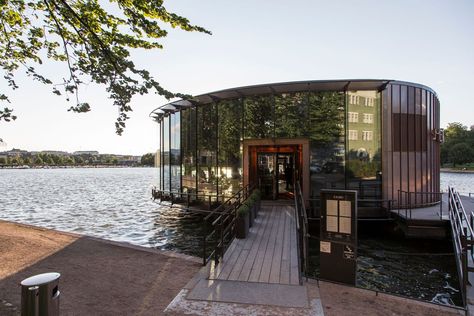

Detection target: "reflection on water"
[0, 168, 208, 256]
[307, 233, 462, 307]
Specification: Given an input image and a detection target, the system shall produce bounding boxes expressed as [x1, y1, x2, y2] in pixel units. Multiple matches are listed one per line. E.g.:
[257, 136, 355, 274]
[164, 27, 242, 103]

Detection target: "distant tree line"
[441, 122, 474, 167]
[0, 152, 155, 167]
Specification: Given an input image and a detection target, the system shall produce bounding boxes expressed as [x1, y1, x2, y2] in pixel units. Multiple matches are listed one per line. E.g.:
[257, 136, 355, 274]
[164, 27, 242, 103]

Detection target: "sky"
[0, 0, 473, 155]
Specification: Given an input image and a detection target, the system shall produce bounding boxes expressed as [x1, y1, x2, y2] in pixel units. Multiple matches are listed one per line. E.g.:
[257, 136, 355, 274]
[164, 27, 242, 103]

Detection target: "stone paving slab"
[187, 278, 309, 308]
[165, 288, 323, 316]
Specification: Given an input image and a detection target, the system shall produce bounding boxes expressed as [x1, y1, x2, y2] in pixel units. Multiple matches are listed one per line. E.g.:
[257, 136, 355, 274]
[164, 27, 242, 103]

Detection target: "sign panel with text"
[320, 189, 357, 285]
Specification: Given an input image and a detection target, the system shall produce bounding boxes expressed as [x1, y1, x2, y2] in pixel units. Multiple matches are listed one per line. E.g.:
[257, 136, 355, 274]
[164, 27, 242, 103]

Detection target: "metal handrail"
[201, 184, 255, 266]
[294, 181, 308, 284]
[204, 184, 253, 221]
[448, 186, 474, 309]
[152, 187, 233, 210]
[397, 190, 443, 219]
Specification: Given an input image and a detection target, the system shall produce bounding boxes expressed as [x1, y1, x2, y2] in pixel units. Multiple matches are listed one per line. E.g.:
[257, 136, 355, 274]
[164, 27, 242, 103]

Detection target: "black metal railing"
[448, 186, 474, 309]
[397, 190, 443, 219]
[151, 187, 233, 211]
[201, 184, 254, 266]
[294, 181, 308, 284]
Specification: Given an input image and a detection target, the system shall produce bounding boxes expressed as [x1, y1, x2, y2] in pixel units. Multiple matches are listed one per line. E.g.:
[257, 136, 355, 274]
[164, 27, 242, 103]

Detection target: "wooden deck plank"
[268, 205, 287, 283]
[227, 221, 262, 280]
[248, 205, 276, 282]
[279, 206, 292, 284]
[209, 202, 300, 286]
[289, 207, 300, 285]
[237, 206, 273, 281]
[259, 206, 282, 283]
[217, 237, 245, 280]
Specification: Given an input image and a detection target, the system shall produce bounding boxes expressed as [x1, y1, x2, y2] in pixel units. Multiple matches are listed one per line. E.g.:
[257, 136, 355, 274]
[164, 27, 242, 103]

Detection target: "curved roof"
[150, 79, 437, 119]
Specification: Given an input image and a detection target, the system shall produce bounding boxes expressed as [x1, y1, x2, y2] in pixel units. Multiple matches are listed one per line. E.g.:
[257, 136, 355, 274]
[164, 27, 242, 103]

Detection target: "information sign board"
[319, 190, 357, 285]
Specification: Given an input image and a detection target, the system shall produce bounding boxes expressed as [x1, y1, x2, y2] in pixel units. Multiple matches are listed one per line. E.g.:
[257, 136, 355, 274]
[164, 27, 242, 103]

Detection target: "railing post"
[439, 192, 443, 220]
[202, 235, 207, 266]
[220, 215, 224, 261]
[409, 192, 412, 219]
[462, 232, 468, 307]
[471, 214, 474, 253]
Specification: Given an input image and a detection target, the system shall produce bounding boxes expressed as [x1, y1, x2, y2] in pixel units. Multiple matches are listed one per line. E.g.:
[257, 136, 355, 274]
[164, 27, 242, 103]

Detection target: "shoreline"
[0, 165, 153, 170]
[441, 168, 474, 174]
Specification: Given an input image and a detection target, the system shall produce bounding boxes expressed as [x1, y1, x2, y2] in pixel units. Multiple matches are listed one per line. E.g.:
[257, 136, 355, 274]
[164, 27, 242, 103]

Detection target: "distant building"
[73, 151, 99, 156]
[3, 148, 28, 157]
[41, 150, 70, 156]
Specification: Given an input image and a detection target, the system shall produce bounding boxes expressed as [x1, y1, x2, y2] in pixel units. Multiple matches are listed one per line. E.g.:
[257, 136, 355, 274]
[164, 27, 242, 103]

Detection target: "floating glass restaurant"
[150, 80, 442, 215]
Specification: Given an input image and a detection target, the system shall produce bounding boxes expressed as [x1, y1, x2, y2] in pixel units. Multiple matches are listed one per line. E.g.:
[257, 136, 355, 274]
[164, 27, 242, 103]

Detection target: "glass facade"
[153, 81, 440, 209]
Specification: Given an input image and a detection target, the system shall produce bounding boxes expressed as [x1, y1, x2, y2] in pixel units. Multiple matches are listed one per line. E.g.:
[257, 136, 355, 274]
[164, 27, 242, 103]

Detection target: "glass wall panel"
[218, 99, 243, 197]
[197, 103, 218, 198]
[155, 120, 161, 189]
[181, 108, 196, 193]
[307, 91, 345, 199]
[274, 93, 308, 138]
[163, 115, 170, 191]
[170, 112, 181, 191]
[346, 91, 381, 199]
[244, 96, 274, 139]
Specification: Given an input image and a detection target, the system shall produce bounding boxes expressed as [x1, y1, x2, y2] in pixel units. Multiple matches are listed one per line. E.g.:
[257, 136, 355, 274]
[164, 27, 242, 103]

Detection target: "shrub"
[237, 204, 249, 217]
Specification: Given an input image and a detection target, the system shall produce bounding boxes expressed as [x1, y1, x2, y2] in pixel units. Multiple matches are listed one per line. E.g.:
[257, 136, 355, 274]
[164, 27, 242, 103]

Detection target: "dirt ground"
[0, 220, 201, 316]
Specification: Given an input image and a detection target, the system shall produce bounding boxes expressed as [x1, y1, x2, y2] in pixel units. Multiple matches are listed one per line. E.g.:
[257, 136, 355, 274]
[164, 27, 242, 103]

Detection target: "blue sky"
[1, 0, 473, 155]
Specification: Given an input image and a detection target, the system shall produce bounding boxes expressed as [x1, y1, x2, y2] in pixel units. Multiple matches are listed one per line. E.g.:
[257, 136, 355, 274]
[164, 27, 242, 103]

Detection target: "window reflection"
[170, 113, 181, 191]
[197, 103, 217, 199]
[218, 99, 243, 197]
[181, 108, 196, 193]
[163, 115, 170, 191]
[346, 91, 382, 200]
[307, 92, 345, 200]
[244, 96, 274, 139]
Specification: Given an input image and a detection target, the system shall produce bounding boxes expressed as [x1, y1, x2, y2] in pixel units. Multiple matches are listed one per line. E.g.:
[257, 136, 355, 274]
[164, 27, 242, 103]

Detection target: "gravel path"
[0, 220, 201, 316]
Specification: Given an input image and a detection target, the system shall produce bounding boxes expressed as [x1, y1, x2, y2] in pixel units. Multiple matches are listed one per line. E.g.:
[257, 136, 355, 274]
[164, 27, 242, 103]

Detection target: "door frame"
[243, 138, 310, 206]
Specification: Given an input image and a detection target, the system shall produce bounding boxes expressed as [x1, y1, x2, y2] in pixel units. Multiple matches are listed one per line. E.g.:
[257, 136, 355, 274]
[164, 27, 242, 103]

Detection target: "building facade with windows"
[151, 80, 441, 214]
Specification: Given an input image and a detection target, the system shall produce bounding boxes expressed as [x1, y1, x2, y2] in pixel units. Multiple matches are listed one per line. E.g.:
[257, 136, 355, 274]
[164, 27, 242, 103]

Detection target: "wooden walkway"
[209, 202, 300, 285]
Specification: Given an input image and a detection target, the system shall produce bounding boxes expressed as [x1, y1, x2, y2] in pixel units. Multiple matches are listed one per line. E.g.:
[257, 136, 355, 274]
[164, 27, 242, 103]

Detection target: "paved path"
[0, 220, 201, 316]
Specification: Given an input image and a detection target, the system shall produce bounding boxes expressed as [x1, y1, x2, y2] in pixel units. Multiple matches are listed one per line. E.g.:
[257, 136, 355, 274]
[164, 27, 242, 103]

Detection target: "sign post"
[320, 189, 357, 285]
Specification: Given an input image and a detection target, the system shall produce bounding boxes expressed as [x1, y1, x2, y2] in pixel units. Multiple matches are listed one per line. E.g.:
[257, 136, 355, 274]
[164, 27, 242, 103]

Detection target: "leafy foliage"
[441, 122, 474, 166]
[0, 0, 210, 134]
[140, 152, 154, 166]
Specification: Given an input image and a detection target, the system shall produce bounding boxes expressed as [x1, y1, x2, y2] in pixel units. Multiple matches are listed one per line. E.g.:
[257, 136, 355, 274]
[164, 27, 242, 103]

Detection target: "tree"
[141, 153, 154, 166]
[444, 122, 468, 141]
[34, 156, 43, 165]
[441, 122, 474, 165]
[74, 156, 84, 165]
[1, 1, 210, 134]
[0, 156, 6, 164]
[449, 143, 473, 167]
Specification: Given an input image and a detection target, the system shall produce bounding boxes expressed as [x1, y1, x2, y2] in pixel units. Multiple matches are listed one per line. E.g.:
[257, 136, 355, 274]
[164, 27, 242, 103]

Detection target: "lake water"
[0, 168, 207, 254]
[1, 168, 473, 306]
